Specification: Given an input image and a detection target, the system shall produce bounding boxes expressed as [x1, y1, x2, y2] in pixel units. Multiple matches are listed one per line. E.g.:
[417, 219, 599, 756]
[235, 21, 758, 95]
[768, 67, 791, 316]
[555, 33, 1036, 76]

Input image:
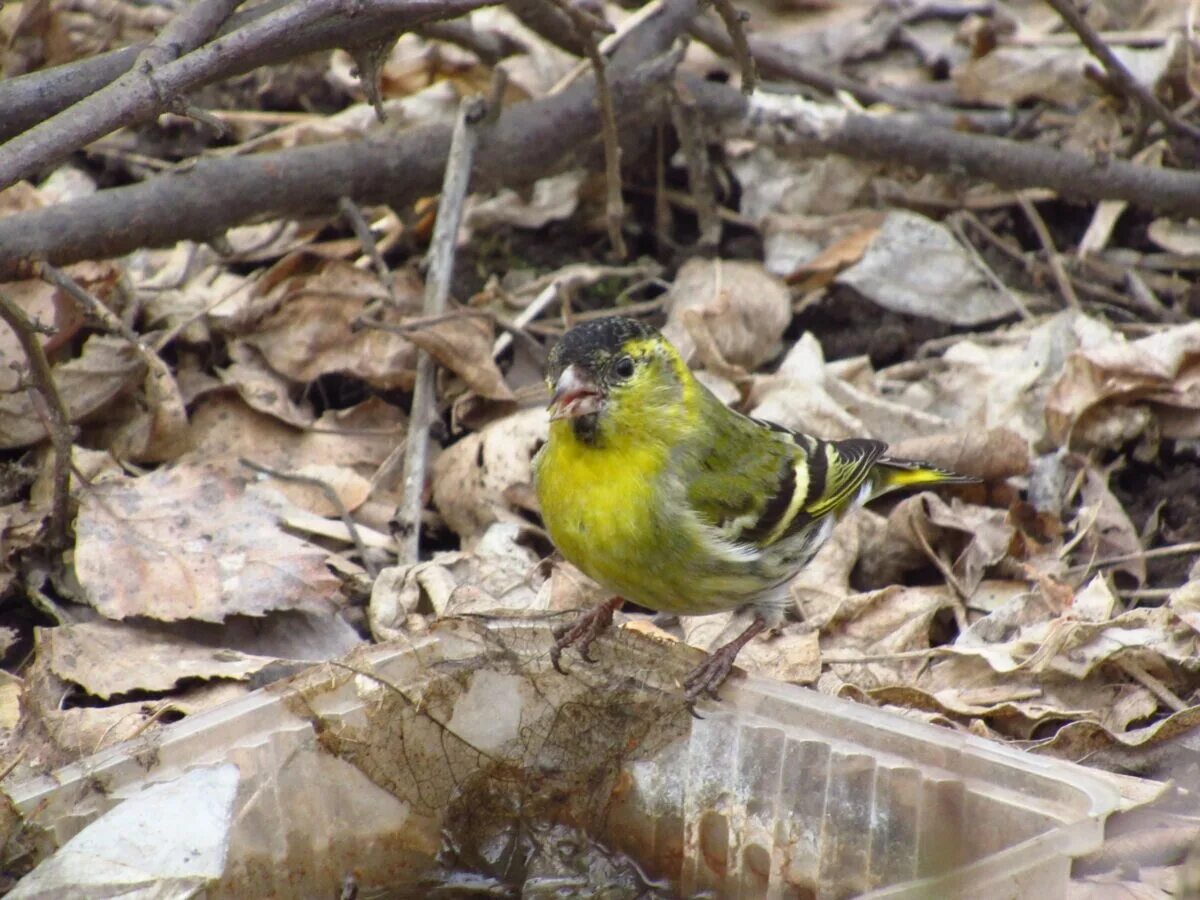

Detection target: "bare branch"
[0, 0, 698, 281]
[695, 86, 1200, 217]
[0, 0, 498, 190]
[395, 97, 487, 562]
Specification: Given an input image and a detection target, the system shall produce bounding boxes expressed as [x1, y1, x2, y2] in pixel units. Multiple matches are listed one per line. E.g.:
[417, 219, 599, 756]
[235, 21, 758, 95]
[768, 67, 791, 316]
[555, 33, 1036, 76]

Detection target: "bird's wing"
[683, 393, 888, 550]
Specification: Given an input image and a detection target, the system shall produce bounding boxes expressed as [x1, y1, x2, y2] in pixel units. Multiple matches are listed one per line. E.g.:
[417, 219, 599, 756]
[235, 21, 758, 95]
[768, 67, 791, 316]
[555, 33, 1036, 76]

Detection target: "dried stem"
[1016, 193, 1081, 310]
[0, 295, 73, 550]
[706, 0, 757, 93]
[338, 197, 394, 301]
[670, 84, 721, 250]
[1043, 0, 1200, 144]
[395, 96, 487, 562]
[556, 0, 628, 258]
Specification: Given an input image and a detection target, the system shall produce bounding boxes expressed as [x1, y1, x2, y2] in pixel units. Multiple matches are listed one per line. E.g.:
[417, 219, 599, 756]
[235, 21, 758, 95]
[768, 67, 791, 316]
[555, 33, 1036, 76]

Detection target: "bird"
[532, 315, 978, 703]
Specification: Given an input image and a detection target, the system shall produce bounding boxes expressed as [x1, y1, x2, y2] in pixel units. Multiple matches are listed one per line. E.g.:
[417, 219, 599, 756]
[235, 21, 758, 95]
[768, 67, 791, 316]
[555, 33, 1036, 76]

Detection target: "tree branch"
[692, 86, 1200, 217]
[0, 0, 498, 190]
[0, 0, 698, 281]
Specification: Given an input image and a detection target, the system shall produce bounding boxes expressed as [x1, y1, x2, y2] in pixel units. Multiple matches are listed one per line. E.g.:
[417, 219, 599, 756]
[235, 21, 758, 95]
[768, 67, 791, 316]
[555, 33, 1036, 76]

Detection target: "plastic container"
[2, 618, 1121, 898]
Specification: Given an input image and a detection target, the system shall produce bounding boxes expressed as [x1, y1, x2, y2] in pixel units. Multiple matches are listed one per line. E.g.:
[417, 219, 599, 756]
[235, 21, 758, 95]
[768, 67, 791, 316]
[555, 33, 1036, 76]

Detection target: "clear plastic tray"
[3, 618, 1121, 898]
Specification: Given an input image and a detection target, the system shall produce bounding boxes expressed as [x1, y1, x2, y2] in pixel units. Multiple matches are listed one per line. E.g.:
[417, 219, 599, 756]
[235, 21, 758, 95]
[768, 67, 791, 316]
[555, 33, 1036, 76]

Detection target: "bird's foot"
[682, 614, 768, 705]
[550, 596, 623, 674]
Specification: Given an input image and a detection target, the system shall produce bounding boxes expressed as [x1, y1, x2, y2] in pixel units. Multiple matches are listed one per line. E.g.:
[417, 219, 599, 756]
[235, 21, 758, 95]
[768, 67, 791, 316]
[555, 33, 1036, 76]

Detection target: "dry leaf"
[236, 256, 422, 390]
[662, 258, 791, 373]
[835, 211, 1017, 326]
[0, 335, 143, 450]
[404, 314, 514, 401]
[1045, 322, 1200, 449]
[432, 407, 546, 541]
[40, 620, 280, 700]
[218, 342, 314, 428]
[74, 465, 343, 622]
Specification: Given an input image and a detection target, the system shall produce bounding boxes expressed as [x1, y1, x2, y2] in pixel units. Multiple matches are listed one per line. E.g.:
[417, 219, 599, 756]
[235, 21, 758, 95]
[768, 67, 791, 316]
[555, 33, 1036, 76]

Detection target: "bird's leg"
[550, 596, 623, 673]
[682, 614, 767, 702]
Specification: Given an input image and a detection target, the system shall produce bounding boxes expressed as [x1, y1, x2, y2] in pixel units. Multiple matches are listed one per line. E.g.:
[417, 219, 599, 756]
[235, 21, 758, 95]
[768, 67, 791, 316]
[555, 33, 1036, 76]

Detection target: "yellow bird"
[533, 316, 977, 702]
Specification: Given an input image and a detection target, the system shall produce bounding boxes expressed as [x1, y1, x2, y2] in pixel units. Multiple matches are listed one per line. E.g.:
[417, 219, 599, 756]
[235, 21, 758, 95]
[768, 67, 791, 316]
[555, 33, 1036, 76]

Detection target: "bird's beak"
[548, 365, 603, 421]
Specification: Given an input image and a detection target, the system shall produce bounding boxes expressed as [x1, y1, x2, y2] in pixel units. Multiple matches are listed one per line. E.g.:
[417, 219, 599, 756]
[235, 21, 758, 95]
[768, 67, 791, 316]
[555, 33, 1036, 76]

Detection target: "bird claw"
[682, 650, 736, 704]
[550, 597, 621, 673]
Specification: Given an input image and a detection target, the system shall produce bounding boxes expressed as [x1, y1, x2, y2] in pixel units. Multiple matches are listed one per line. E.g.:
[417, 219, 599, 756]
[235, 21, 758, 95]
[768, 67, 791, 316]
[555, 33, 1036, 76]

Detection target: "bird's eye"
[613, 356, 635, 379]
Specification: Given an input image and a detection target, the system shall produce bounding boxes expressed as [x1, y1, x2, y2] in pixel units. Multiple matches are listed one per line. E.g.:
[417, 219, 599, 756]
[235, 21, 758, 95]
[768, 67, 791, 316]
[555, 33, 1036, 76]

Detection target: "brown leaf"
[74, 465, 343, 621]
[662, 258, 791, 372]
[218, 342, 314, 428]
[432, 407, 546, 541]
[236, 256, 422, 390]
[40, 620, 279, 700]
[1045, 322, 1200, 449]
[0, 335, 143, 450]
[889, 427, 1030, 482]
[404, 314, 514, 401]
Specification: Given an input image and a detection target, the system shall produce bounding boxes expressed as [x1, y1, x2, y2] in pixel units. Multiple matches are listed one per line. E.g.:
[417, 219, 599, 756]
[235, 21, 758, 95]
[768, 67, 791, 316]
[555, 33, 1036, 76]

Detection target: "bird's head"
[545, 316, 692, 446]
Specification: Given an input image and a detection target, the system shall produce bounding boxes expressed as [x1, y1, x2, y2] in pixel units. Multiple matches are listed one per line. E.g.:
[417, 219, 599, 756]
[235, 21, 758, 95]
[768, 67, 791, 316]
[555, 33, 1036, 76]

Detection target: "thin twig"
[240, 457, 380, 578]
[1067, 540, 1200, 575]
[670, 84, 721, 250]
[707, 0, 757, 93]
[1117, 657, 1189, 713]
[1016, 192, 1082, 310]
[555, 0, 628, 258]
[0, 295, 73, 550]
[396, 96, 487, 562]
[0, 2, 694, 281]
[946, 212, 1034, 320]
[338, 197, 394, 301]
[1043, 0, 1200, 144]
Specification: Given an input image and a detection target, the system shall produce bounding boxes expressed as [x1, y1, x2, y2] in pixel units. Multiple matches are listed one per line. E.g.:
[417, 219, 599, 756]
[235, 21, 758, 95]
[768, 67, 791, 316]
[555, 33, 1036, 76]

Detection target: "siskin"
[533, 316, 977, 702]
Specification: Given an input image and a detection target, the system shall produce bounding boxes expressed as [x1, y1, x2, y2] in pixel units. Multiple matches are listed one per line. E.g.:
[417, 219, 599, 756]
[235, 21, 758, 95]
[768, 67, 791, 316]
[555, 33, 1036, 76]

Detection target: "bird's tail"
[873, 456, 980, 495]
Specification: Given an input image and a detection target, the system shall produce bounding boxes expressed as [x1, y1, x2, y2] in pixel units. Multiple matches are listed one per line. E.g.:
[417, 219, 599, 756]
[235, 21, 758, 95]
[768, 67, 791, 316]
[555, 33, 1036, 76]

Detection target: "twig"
[416, 20, 527, 65]
[492, 283, 560, 359]
[1066, 540, 1200, 575]
[395, 96, 487, 562]
[1043, 0, 1200, 144]
[0, 0, 242, 190]
[0, 0, 498, 191]
[240, 458, 380, 578]
[0, 1, 695, 281]
[945, 212, 1033, 320]
[338, 197, 394, 301]
[670, 84, 721, 250]
[706, 0, 757, 93]
[1016, 192, 1081, 310]
[689, 15, 924, 110]
[556, 0, 628, 259]
[0, 295, 73, 550]
[1117, 656, 1189, 713]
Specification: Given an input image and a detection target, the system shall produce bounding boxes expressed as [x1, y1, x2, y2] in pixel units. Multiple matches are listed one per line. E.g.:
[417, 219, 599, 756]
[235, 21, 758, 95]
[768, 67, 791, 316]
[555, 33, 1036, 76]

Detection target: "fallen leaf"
[0, 335, 143, 450]
[218, 342, 314, 428]
[432, 407, 546, 541]
[40, 620, 280, 700]
[74, 465, 343, 621]
[835, 210, 1017, 326]
[404, 314, 514, 401]
[662, 258, 791, 373]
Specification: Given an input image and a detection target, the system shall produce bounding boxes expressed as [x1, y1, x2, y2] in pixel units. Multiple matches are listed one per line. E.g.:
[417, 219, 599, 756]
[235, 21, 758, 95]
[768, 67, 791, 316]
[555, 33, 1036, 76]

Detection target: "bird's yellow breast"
[534, 419, 668, 600]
